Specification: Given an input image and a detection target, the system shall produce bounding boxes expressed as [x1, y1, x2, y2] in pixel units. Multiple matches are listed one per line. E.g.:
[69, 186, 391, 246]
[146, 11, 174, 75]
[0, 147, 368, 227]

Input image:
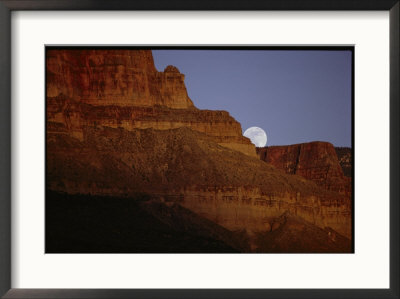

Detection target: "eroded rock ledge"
[47, 49, 256, 157]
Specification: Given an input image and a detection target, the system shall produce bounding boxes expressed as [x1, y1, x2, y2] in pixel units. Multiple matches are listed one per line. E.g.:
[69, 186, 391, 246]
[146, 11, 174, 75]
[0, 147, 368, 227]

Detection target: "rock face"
[257, 142, 351, 198]
[46, 49, 352, 251]
[47, 127, 352, 240]
[335, 147, 352, 177]
[47, 49, 256, 157]
[47, 49, 193, 109]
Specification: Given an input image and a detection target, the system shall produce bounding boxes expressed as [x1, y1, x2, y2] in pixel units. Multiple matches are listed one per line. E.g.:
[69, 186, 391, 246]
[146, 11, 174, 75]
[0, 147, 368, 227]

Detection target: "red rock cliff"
[47, 49, 194, 109]
[46, 49, 256, 157]
[257, 142, 351, 198]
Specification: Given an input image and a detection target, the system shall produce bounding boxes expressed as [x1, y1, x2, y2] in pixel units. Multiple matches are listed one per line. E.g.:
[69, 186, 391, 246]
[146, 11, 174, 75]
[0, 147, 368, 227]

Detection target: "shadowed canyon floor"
[46, 191, 247, 253]
[46, 192, 351, 253]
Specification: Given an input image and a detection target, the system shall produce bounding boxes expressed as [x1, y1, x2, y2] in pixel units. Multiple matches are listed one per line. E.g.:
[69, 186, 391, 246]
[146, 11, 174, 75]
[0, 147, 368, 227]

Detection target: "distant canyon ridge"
[46, 49, 352, 252]
[257, 143, 352, 199]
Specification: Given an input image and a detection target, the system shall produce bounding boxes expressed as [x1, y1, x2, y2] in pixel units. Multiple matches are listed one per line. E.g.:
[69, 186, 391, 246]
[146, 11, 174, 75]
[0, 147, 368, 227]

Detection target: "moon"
[243, 127, 267, 147]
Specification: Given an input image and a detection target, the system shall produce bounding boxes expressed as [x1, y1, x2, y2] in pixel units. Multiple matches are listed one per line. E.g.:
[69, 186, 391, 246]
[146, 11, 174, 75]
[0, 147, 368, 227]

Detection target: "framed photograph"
[44, 45, 354, 255]
[1, 1, 399, 298]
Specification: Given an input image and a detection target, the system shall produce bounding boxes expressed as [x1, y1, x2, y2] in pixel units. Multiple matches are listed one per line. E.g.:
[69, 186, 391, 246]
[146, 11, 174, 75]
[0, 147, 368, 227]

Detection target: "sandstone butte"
[46, 49, 352, 250]
[257, 142, 352, 199]
[47, 49, 257, 158]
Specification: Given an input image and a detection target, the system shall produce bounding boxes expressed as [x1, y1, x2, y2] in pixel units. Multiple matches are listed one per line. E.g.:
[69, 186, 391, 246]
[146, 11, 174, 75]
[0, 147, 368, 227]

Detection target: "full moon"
[243, 127, 267, 147]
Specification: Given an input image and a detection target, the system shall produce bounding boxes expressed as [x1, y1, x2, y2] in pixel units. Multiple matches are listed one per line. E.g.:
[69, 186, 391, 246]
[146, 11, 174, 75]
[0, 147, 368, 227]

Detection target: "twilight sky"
[152, 49, 352, 147]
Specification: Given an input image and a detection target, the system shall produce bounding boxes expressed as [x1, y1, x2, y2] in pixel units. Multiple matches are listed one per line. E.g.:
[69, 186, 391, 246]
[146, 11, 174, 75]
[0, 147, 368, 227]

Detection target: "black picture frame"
[0, 1, 398, 298]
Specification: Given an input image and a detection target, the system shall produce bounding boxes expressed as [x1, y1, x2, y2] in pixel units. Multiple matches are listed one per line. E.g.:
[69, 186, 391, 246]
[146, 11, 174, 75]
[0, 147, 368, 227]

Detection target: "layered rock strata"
[47, 50, 193, 109]
[47, 127, 352, 239]
[257, 142, 351, 198]
[47, 49, 256, 157]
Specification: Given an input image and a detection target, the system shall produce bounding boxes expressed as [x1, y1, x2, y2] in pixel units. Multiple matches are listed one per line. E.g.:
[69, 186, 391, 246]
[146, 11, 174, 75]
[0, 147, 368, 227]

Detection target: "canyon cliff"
[47, 49, 256, 157]
[257, 142, 352, 199]
[46, 49, 352, 252]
